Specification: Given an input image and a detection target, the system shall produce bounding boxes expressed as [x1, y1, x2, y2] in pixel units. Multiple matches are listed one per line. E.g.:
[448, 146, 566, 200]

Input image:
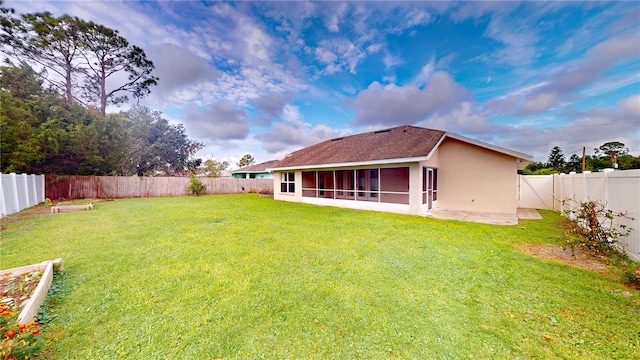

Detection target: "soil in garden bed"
[0, 271, 43, 310]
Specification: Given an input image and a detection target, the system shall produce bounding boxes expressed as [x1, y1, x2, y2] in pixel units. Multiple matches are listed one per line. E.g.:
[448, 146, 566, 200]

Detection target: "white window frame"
[280, 172, 295, 193]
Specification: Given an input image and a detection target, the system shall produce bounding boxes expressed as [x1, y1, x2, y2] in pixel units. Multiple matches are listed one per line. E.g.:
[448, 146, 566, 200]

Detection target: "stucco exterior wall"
[435, 138, 519, 214]
[273, 171, 302, 202]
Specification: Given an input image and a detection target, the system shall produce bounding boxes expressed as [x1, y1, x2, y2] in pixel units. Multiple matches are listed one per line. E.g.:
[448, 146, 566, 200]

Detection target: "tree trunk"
[100, 69, 107, 116]
[65, 64, 73, 106]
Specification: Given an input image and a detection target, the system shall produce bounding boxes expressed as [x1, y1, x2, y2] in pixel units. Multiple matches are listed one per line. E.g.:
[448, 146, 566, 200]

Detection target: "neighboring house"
[231, 160, 279, 179]
[267, 125, 532, 216]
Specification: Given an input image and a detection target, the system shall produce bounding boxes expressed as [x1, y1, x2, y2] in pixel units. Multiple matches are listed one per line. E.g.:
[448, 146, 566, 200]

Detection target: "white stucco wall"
[434, 138, 519, 214]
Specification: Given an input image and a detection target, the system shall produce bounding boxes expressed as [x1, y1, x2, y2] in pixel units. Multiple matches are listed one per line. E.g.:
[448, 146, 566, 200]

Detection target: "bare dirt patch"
[1, 199, 103, 231]
[0, 206, 51, 231]
[515, 243, 607, 273]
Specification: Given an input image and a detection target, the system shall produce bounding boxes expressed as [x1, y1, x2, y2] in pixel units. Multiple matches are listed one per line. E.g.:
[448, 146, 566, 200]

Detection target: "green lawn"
[1, 195, 639, 359]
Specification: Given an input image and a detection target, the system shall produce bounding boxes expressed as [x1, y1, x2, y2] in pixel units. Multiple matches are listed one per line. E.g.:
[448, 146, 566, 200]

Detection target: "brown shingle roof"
[272, 125, 446, 168]
[232, 160, 280, 173]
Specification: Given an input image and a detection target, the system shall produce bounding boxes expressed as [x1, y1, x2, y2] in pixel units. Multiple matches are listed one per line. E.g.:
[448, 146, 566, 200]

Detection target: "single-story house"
[267, 125, 532, 216]
[231, 160, 279, 179]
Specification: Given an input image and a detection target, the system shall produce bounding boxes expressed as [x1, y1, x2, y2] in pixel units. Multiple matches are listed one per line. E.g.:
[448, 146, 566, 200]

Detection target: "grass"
[1, 194, 639, 359]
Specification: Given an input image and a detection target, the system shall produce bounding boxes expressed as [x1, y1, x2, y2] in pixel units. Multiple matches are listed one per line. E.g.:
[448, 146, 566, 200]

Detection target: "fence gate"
[518, 175, 554, 210]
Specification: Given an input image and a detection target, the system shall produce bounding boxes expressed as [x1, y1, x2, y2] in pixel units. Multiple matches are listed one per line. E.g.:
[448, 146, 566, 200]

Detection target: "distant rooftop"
[231, 160, 280, 173]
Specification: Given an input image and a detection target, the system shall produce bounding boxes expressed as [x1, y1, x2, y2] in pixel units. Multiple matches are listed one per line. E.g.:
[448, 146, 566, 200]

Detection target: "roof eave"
[230, 170, 271, 174]
[267, 156, 430, 172]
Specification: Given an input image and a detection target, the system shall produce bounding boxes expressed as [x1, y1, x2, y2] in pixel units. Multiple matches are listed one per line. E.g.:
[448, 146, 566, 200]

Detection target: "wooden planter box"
[0, 259, 63, 325]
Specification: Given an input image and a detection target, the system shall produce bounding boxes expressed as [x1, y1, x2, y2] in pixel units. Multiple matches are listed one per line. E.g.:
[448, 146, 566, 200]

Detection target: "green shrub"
[185, 175, 206, 196]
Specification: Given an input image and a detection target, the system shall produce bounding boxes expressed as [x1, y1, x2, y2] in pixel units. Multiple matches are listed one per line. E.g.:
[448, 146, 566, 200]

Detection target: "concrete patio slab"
[516, 208, 543, 220]
[426, 208, 542, 225]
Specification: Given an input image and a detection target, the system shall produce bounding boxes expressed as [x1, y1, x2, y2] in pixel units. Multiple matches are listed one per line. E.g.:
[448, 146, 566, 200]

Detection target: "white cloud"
[281, 104, 304, 125]
[424, 102, 494, 134]
[619, 94, 640, 118]
[315, 47, 338, 64]
[351, 71, 471, 126]
[325, 3, 348, 32]
[498, 94, 640, 161]
[256, 122, 344, 154]
[405, 8, 432, 28]
[383, 53, 403, 69]
[413, 55, 436, 87]
[147, 43, 216, 96]
[183, 100, 249, 142]
[252, 93, 293, 126]
[315, 39, 366, 74]
[517, 92, 558, 115]
[366, 43, 383, 54]
[551, 34, 640, 93]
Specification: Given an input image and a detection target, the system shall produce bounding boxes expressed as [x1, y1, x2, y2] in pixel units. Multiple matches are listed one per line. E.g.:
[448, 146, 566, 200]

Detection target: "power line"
[456, 121, 639, 136]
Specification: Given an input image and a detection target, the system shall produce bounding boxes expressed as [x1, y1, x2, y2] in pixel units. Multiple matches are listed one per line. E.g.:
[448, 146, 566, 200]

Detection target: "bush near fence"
[45, 175, 273, 201]
[518, 169, 640, 261]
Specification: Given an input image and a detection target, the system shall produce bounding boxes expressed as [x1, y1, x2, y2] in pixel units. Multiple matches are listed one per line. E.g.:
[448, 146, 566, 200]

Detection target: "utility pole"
[581, 147, 586, 172]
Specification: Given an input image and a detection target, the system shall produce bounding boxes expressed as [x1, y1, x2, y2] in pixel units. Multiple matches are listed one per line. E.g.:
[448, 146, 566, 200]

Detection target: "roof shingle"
[273, 125, 446, 168]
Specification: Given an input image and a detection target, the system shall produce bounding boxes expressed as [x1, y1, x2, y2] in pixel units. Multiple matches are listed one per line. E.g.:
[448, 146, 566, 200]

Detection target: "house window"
[280, 172, 295, 193]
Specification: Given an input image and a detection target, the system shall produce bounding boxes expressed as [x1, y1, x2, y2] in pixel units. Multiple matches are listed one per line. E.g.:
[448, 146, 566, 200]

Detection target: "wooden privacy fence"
[45, 175, 273, 200]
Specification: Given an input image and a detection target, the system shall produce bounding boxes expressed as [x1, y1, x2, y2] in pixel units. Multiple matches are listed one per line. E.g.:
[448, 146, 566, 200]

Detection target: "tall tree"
[565, 154, 582, 173]
[547, 146, 566, 173]
[1, 10, 157, 114]
[80, 22, 158, 115]
[202, 159, 229, 177]
[237, 154, 255, 168]
[595, 141, 628, 169]
[121, 106, 203, 176]
[0, 63, 49, 172]
[1, 12, 86, 106]
[1, 62, 131, 175]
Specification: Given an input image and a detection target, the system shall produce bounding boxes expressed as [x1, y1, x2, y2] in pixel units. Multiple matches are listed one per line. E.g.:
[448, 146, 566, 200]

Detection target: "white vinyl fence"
[518, 170, 640, 261]
[0, 173, 45, 218]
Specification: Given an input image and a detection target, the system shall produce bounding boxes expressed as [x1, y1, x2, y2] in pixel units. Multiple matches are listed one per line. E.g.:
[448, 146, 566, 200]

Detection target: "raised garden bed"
[0, 259, 63, 324]
[51, 202, 94, 213]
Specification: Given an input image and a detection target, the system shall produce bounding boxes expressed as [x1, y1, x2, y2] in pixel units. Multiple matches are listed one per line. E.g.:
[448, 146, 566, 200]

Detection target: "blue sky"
[6, 1, 640, 166]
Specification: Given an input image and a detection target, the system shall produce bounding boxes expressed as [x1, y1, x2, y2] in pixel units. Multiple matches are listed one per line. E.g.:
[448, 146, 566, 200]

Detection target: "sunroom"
[277, 164, 439, 215]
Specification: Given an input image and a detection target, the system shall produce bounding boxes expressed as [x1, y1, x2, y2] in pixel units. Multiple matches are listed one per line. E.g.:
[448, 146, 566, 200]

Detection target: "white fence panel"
[519, 170, 640, 261]
[518, 175, 554, 209]
[606, 171, 640, 259]
[0, 173, 46, 218]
